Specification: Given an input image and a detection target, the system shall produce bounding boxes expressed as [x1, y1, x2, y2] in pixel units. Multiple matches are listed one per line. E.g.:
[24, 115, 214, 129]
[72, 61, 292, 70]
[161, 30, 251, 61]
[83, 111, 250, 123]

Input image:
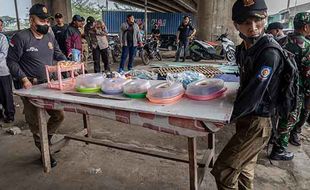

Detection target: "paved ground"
[0, 57, 309, 190]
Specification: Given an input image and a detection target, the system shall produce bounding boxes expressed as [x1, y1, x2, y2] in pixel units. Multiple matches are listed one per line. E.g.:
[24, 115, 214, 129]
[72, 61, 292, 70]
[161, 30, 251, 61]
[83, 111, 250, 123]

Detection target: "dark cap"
[86, 16, 95, 24]
[232, 0, 267, 23]
[55, 13, 63, 19]
[267, 22, 284, 31]
[72, 15, 83, 22]
[29, 3, 50, 19]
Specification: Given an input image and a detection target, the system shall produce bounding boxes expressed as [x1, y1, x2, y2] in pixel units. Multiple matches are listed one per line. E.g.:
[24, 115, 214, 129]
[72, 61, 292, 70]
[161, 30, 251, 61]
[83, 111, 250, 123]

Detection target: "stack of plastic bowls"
[101, 78, 128, 94]
[147, 82, 185, 104]
[185, 79, 227, 101]
[123, 79, 151, 99]
[75, 73, 105, 93]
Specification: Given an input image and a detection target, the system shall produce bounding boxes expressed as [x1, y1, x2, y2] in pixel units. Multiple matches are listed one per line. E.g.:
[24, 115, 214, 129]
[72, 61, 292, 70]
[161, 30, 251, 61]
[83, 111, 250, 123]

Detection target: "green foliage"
[71, 0, 105, 20]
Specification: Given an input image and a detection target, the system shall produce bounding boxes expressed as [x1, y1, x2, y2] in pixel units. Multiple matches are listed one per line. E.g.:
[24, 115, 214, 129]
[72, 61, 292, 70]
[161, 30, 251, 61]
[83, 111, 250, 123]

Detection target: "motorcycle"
[108, 36, 121, 64]
[189, 33, 236, 63]
[139, 38, 162, 65]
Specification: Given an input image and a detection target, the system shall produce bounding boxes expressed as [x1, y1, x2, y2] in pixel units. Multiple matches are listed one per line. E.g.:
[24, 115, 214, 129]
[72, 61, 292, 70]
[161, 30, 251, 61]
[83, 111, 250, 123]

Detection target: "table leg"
[188, 137, 198, 190]
[83, 114, 91, 138]
[208, 133, 215, 168]
[37, 107, 51, 173]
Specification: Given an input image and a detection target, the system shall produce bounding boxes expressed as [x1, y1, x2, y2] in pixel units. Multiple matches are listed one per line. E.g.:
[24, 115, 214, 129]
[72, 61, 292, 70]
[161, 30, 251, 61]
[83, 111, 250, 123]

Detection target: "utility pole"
[14, 0, 20, 30]
[144, 0, 148, 39]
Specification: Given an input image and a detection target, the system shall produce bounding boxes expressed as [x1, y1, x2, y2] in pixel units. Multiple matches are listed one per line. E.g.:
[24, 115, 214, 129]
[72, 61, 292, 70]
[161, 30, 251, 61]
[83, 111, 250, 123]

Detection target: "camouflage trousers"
[276, 94, 308, 149]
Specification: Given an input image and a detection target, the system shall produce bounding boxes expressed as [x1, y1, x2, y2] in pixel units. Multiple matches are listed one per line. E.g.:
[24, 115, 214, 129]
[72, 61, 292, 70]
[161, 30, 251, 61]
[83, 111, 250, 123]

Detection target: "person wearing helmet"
[286, 12, 310, 147]
[268, 12, 310, 161]
[211, 1, 286, 189]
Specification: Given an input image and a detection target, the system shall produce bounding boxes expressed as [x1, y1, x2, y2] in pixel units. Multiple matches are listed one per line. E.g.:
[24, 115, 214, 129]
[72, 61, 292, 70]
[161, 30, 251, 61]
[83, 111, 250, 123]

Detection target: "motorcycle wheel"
[190, 52, 201, 62]
[141, 50, 150, 65]
[155, 52, 162, 61]
[111, 50, 117, 63]
[226, 49, 236, 62]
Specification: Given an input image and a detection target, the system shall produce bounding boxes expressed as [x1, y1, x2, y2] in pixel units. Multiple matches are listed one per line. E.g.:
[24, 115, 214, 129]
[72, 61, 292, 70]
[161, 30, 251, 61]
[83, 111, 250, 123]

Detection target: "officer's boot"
[33, 134, 57, 168]
[269, 145, 294, 161]
[289, 131, 301, 146]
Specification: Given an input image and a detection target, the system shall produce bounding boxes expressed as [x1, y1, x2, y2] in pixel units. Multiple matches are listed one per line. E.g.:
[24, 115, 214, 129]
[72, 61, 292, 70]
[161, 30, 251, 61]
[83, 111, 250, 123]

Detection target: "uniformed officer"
[175, 16, 196, 62]
[273, 12, 310, 153]
[211, 0, 285, 189]
[6, 4, 67, 168]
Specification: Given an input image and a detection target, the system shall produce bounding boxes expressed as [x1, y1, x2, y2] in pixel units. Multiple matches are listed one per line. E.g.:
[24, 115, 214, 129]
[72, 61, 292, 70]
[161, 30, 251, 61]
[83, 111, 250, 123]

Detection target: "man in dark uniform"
[7, 4, 67, 168]
[175, 16, 196, 62]
[52, 13, 68, 55]
[151, 23, 160, 40]
[211, 1, 285, 189]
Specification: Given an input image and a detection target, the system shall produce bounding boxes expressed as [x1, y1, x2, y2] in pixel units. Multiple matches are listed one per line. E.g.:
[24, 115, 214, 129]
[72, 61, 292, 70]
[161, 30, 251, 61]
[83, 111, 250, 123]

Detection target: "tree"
[71, 0, 142, 20]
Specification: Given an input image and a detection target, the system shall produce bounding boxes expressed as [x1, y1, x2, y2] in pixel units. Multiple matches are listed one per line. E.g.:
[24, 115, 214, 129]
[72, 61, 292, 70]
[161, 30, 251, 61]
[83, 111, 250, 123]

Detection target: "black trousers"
[175, 40, 189, 61]
[92, 46, 110, 73]
[0, 75, 15, 119]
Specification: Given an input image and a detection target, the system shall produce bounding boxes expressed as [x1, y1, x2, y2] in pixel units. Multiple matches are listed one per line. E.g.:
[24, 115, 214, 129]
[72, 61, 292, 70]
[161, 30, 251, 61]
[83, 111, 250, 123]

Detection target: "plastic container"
[123, 79, 151, 99]
[72, 49, 81, 62]
[186, 79, 226, 100]
[101, 78, 128, 94]
[147, 82, 185, 104]
[123, 79, 151, 94]
[76, 73, 105, 88]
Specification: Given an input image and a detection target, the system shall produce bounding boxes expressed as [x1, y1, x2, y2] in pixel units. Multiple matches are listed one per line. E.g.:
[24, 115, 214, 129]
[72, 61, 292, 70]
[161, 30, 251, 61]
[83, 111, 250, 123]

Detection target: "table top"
[14, 81, 238, 123]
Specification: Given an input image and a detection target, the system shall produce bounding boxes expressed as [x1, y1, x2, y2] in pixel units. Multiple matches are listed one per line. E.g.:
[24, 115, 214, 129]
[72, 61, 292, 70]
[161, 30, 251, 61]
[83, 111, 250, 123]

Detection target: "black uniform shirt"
[52, 24, 68, 54]
[232, 35, 284, 120]
[177, 23, 194, 41]
[7, 29, 66, 81]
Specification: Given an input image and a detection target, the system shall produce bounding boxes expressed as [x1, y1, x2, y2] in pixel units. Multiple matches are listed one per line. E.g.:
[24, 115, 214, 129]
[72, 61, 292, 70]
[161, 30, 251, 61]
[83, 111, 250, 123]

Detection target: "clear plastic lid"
[186, 79, 225, 97]
[101, 78, 128, 94]
[147, 82, 185, 99]
[123, 79, 151, 94]
[76, 73, 106, 89]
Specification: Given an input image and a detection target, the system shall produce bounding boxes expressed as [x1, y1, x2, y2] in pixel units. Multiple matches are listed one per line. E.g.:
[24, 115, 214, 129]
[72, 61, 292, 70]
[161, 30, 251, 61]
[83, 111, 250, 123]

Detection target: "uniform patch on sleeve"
[257, 66, 272, 81]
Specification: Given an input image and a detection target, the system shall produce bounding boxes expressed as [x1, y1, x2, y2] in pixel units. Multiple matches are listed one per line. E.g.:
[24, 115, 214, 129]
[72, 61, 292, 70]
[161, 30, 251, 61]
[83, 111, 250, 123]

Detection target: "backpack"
[256, 42, 299, 119]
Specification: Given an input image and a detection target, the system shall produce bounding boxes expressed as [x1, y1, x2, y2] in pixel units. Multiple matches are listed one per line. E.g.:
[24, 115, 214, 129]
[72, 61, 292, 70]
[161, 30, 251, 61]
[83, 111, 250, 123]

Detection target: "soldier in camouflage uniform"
[270, 12, 310, 160]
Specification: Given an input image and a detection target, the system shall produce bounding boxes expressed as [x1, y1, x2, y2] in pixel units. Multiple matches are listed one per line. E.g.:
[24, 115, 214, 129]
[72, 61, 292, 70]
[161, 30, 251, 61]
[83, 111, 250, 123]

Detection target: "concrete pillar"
[51, 0, 72, 23]
[31, 0, 72, 23]
[197, 0, 239, 44]
[197, 0, 214, 41]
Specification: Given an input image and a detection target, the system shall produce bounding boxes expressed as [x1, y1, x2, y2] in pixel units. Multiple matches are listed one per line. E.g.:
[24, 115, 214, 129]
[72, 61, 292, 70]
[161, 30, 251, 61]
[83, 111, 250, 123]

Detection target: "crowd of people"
[0, 1, 310, 189]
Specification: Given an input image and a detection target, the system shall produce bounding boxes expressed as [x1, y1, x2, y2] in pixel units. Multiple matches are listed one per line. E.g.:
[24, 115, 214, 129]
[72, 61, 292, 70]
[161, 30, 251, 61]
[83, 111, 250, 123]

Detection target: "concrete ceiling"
[110, 0, 197, 13]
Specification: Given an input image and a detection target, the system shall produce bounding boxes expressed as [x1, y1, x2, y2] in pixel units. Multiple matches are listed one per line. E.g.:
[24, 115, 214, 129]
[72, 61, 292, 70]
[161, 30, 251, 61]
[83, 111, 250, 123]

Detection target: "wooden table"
[15, 81, 238, 190]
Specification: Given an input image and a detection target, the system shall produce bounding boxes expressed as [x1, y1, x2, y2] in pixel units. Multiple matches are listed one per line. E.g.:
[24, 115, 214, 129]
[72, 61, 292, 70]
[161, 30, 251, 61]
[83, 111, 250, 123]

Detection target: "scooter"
[189, 33, 236, 63]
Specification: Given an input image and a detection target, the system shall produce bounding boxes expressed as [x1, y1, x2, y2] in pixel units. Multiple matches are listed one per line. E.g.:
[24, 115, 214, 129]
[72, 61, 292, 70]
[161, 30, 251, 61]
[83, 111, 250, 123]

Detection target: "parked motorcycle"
[189, 33, 236, 63]
[139, 38, 162, 65]
[108, 35, 121, 64]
